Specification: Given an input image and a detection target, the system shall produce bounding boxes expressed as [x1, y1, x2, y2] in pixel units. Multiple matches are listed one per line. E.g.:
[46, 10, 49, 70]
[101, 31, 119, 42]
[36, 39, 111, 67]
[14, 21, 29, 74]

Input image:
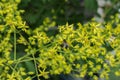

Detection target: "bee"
[61, 39, 69, 49]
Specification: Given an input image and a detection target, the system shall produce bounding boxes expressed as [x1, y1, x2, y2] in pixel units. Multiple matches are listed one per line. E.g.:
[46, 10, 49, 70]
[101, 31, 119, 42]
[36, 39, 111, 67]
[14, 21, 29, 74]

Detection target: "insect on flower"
[61, 39, 69, 49]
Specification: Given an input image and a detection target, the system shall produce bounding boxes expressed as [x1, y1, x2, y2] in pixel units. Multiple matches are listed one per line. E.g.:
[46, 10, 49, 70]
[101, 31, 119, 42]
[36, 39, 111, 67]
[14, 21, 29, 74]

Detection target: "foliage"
[0, 0, 120, 80]
[18, 0, 120, 28]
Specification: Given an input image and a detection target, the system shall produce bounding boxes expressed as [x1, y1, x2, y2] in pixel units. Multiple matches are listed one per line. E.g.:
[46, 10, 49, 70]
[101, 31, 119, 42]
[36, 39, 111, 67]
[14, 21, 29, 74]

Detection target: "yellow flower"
[88, 71, 93, 76]
[8, 60, 13, 65]
[54, 69, 60, 74]
[80, 70, 86, 78]
[21, 72, 26, 76]
[28, 72, 34, 75]
[96, 65, 101, 71]
[25, 77, 31, 80]
[64, 65, 72, 74]
[15, 0, 21, 3]
[76, 64, 80, 69]
[93, 75, 98, 80]
[115, 71, 120, 76]
[5, 66, 9, 70]
[81, 56, 86, 60]
[88, 61, 94, 68]
[39, 69, 49, 79]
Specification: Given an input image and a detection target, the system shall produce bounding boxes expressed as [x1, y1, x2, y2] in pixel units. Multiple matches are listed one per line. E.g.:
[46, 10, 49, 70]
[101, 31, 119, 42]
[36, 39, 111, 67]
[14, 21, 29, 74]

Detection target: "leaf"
[84, 0, 98, 12]
[24, 61, 36, 73]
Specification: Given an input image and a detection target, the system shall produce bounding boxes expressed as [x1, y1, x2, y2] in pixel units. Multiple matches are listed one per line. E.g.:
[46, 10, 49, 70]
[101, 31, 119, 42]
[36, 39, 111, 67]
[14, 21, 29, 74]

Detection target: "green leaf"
[84, 0, 98, 12]
[24, 61, 36, 73]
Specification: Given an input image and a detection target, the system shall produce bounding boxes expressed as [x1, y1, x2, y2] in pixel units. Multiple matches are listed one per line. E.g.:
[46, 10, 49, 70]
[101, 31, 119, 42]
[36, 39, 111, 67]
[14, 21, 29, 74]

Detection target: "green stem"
[14, 28, 17, 61]
[18, 53, 31, 61]
[32, 53, 40, 80]
[16, 29, 40, 79]
[14, 53, 32, 69]
[18, 58, 38, 63]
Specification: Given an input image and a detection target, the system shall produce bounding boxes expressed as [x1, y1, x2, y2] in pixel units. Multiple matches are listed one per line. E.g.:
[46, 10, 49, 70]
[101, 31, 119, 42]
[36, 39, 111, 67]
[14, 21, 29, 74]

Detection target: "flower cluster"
[0, 0, 120, 80]
[0, 0, 31, 80]
[34, 18, 120, 80]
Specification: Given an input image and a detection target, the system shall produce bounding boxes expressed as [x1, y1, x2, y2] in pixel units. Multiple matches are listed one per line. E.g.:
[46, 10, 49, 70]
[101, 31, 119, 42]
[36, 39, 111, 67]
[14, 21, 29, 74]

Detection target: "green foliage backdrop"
[0, 0, 120, 80]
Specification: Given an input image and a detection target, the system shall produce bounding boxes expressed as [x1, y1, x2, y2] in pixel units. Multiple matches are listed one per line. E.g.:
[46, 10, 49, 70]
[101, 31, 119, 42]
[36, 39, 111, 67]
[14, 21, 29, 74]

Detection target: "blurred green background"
[18, 0, 120, 28]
